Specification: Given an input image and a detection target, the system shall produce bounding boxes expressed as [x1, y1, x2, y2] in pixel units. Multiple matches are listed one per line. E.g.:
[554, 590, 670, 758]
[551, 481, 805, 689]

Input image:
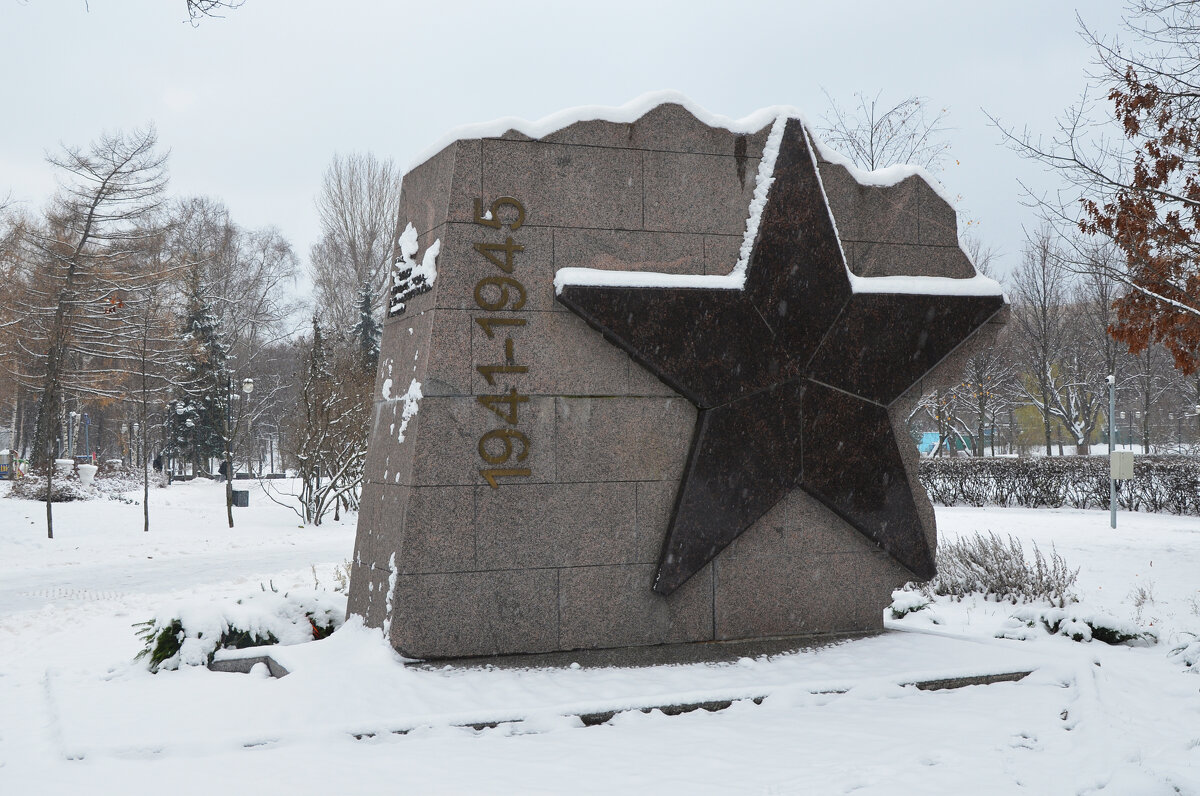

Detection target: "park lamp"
[241, 377, 254, 395]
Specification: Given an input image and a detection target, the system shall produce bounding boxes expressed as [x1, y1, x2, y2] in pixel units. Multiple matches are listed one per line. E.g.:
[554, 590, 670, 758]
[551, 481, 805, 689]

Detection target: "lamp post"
[68, 410, 77, 458]
[225, 377, 235, 528]
[1107, 374, 1116, 529]
[121, 422, 129, 467]
[83, 413, 91, 462]
[174, 401, 186, 476]
[184, 417, 194, 477]
[224, 376, 255, 528]
[132, 422, 140, 468]
[242, 377, 254, 477]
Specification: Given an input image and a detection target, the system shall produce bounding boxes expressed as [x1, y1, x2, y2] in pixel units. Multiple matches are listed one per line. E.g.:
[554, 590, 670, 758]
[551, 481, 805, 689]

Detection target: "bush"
[888, 590, 931, 619]
[998, 606, 1157, 646]
[134, 585, 346, 672]
[5, 463, 167, 503]
[918, 455, 1200, 515]
[7, 473, 94, 502]
[1169, 634, 1200, 671]
[923, 531, 1079, 608]
[93, 464, 167, 498]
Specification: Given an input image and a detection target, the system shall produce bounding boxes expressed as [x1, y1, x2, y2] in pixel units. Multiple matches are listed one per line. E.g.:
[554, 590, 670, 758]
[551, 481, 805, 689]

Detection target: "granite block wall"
[347, 103, 994, 659]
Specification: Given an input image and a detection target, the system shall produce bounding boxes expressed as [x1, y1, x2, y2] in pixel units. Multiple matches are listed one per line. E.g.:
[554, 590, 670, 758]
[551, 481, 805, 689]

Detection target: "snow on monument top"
[407, 91, 1003, 300]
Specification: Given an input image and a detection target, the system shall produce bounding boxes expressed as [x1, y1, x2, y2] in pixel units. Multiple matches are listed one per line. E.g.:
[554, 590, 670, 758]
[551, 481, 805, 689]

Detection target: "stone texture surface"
[399, 485, 475, 574]
[557, 563, 713, 649]
[713, 551, 899, 640]
[349, 102, 1005, 659]
[554, 396, 694, 483]
[703, 234, 743, 275]
[351, 483, 404, 571]
[474, 481, 638, 570]
[390, 568, 559, 657]
[481, 139, 642, 230]
[643, 151, 759, 234]
[552, 228, 706, 282]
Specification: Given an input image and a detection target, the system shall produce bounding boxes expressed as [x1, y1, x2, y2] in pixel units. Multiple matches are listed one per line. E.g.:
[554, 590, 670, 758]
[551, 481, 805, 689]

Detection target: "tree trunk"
[225, 380, 234, 529]
[9, 398, 18, 458]
[975, 407, 985, 457]
[1040, 389, 1053, 456]
[142, 363, 150, 533]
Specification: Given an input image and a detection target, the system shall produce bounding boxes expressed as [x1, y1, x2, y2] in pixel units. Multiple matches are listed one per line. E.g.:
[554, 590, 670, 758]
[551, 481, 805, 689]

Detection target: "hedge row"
[918, 455, 1200, 515]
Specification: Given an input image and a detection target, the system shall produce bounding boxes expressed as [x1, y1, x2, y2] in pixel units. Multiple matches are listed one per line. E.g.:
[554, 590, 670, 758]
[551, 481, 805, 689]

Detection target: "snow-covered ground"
[2, 480, 1199, 794]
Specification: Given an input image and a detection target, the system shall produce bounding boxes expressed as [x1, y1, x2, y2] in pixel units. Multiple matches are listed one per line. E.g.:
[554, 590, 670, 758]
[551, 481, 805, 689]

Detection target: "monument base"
[407, 630, 879, 670]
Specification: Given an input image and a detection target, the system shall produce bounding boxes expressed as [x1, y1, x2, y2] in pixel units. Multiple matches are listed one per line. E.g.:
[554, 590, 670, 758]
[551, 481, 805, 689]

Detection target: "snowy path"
[0, 540, 352, 614]
[0, 479, 355, 613]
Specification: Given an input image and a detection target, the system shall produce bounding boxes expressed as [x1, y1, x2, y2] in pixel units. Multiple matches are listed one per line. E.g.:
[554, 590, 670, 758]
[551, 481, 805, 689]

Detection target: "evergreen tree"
[165, 271, 231, 473]
[349, 280, 380, 373]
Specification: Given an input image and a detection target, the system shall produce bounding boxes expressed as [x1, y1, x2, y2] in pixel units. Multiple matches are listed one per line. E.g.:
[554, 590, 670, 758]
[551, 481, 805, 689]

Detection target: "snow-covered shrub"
[924, 531, 1079, 608]
[998, 606, 1157, 646]
[888, 589, 931, 619]
[93, 464, 167, 497]
[1168, 634, 1200, 671]
[918, 455, 1200, 515]
[135, 586, 347, 672]
[7, 473, 95, 502]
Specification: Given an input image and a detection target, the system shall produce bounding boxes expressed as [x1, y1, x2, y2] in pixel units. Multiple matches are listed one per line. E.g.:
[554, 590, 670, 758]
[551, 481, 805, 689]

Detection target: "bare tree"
[996, 2, 1200, 373]
[819, 90, 952, 172]
[9, 128, 167, 538]
[1010, 227, 1071, 455]
[1131, 344, 1174, 452]
[309, 152, 403, 334]
[948, 330, 1020, 456]
[185, 0, 244, 24]
[1045, 312, 1108, 455]
[275, 318, 371, 524]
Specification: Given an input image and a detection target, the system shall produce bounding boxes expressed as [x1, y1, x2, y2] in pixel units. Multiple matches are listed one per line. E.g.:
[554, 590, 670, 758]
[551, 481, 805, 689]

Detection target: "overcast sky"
[3, 0, 1132, 296]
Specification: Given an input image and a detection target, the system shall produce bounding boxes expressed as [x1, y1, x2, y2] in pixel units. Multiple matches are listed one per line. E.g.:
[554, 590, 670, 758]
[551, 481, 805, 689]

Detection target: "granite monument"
[347, 97, 1006, 659]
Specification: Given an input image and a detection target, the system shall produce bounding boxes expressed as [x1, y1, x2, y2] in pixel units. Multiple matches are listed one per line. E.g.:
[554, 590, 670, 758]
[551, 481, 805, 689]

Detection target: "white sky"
[2, 0, 1131, 297]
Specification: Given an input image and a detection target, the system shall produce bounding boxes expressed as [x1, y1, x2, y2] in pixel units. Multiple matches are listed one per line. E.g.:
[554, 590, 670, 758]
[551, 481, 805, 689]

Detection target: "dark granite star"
[557, 119, 1005, 595]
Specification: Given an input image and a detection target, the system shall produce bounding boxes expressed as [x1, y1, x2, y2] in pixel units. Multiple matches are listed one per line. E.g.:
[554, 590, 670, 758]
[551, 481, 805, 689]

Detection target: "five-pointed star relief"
[558, 119, 1005, 595]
